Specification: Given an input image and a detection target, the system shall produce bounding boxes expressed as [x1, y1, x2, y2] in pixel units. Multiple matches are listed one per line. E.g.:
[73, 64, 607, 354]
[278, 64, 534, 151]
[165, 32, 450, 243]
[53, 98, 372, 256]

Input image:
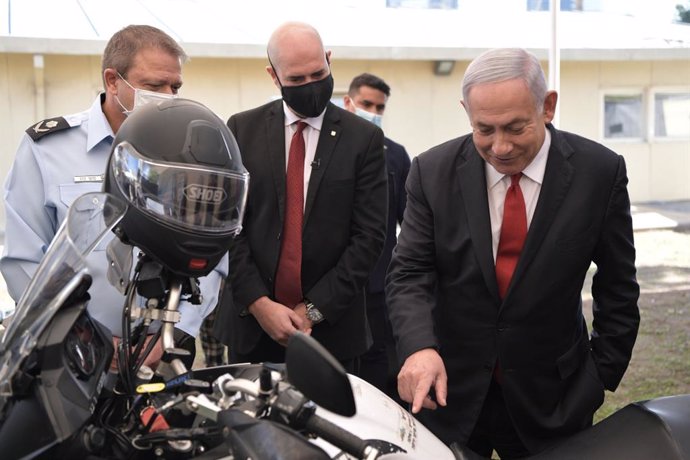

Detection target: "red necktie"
[494, 173, 527, 384]
[274, 121, 307, 308]
[495, 173, 527, 300]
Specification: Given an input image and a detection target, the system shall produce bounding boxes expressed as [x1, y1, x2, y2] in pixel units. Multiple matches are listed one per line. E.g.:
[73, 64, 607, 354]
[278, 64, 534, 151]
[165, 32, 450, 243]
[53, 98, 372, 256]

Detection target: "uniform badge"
[26, 117, 71, 141]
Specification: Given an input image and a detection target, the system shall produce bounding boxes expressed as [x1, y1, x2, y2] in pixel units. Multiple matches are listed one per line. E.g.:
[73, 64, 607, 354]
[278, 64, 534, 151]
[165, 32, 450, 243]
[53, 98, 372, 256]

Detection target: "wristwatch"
[304, 298, 324, 324]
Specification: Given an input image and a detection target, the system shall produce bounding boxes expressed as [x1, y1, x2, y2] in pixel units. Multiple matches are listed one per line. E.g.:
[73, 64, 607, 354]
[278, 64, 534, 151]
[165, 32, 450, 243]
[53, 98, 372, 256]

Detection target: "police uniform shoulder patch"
[25, 117, 72, 141]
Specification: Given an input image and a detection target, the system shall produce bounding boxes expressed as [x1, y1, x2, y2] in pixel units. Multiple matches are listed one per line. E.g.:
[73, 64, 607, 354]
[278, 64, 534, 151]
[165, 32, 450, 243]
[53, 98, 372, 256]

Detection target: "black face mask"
[280, 73, 334, 118]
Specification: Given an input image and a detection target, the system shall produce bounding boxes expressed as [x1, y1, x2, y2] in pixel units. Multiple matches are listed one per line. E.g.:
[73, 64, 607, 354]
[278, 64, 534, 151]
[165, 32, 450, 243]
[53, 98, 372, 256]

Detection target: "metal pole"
[549, 0, 561, 126]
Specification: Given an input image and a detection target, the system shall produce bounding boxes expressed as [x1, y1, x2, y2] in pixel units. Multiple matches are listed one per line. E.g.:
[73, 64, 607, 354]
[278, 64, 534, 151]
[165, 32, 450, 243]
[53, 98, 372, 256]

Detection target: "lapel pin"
[331, 130, 336, 137]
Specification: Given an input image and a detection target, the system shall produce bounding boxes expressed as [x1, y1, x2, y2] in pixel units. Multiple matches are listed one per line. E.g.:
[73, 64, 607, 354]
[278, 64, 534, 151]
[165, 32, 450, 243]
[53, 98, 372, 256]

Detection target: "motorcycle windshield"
[0, 192, 126, 397]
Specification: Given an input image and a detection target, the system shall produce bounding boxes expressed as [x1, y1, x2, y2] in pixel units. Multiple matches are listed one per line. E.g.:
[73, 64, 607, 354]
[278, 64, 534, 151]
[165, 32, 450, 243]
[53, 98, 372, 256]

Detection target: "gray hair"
[462, 48, 547, 111]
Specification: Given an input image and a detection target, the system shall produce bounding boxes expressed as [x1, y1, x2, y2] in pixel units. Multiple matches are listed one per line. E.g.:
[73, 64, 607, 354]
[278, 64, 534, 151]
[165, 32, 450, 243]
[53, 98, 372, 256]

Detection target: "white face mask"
[116, 73, 177, 116]
[353, 105, 383, 128]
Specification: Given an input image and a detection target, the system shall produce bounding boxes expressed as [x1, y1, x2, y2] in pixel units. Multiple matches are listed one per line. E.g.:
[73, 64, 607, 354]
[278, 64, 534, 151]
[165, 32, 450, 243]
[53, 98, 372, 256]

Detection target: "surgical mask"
[353, 106, 383, 128]
[116, 72, 177, 116]
[280, 73, 334, 118]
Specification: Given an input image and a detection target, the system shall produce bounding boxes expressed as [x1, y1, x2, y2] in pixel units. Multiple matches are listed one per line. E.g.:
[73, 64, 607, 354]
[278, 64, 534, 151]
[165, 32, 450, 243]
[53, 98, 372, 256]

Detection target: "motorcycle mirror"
[286, 332, 356, 417]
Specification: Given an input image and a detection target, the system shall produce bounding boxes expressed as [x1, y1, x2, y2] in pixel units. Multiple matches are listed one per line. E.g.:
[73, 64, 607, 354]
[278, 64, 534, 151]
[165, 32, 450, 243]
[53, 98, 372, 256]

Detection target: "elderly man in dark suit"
[214, 22, 387, 372]
[386, 48, 640, 458]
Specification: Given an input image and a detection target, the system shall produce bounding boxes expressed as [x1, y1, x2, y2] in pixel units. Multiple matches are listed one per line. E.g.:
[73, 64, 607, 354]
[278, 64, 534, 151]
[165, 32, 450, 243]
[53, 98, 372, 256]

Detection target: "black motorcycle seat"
[532, 394, 690, 460]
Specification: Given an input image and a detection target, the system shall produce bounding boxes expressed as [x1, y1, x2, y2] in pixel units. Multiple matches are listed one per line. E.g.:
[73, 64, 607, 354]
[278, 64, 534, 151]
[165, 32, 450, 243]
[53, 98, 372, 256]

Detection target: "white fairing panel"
[312, 374, 455, 459]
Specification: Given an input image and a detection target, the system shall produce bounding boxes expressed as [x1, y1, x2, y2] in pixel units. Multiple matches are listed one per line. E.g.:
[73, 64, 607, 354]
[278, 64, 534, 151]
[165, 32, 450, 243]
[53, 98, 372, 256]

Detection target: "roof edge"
[1, 37, 688, 62]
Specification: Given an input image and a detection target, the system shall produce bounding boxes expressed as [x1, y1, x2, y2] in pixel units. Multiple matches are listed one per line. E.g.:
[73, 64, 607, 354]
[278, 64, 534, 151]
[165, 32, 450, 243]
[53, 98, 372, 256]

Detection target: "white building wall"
[1, 53, 689, 232]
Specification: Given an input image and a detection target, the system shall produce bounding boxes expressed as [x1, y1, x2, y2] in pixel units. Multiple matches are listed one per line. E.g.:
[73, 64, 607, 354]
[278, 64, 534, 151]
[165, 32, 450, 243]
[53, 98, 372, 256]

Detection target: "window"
[653, 91, 690, 139]
[603, 93, 644, 140]
[527, 0, 583, 11]
[387, 0, 458, 9]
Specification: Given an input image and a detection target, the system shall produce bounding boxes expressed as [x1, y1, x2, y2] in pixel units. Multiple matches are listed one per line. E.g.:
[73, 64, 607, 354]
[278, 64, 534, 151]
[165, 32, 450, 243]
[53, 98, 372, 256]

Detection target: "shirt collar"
[486, 127, 551, 189]
[523, 128, 550, 185]
[87, 93, 115, 152]
[282, 100, 325, 131]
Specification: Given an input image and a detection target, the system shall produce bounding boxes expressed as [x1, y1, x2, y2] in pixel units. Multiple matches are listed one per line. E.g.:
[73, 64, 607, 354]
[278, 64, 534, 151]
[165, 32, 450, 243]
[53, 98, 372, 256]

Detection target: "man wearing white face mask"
[115, 71, 178, 115]
[1, 25, 226, 369]
[344, 73, 411, 401]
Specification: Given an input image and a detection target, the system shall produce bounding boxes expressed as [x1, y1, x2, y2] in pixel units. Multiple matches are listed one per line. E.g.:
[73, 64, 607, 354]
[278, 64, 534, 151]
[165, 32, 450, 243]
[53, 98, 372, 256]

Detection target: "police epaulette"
[25, 117, 71, 141]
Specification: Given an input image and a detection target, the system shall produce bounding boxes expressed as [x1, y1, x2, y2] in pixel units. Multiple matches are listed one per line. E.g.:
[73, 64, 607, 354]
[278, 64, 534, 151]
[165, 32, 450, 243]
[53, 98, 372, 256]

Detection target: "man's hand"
[293, 301, 314, 334]
[398, 348, 448, 414]
[249, 296, 308, 346]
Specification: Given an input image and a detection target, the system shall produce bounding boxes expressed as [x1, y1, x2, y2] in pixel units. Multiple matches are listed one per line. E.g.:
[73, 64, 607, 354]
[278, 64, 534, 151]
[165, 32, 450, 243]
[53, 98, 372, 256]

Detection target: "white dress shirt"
[282, 101, 325, 209]
[486, 129, 551, 261]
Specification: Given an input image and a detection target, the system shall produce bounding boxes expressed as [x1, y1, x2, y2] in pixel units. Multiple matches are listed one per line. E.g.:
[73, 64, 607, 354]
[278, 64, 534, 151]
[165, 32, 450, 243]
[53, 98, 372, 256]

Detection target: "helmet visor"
[111, 141, 248, 235]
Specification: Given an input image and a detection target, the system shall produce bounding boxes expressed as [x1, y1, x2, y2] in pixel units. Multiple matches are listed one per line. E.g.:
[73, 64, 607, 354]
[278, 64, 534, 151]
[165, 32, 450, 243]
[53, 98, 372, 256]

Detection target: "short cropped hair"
[102, 24, 188, 81]
[348, 73, 391, 97]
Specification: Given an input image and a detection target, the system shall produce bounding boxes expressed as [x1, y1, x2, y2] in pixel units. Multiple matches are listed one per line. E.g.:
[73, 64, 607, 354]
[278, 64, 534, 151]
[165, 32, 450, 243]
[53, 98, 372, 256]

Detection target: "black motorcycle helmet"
[104, 98, 249, 277]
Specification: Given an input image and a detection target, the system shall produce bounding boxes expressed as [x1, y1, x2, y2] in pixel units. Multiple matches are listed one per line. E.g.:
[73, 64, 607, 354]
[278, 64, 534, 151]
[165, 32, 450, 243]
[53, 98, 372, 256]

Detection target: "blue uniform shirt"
[0, 94, 226, 336]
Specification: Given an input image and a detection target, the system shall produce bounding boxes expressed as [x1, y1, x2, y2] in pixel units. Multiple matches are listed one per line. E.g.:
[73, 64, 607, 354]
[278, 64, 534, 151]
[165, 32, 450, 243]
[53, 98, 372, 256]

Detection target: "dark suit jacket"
[367, 137, 411, 295]
[385, 124, 640, 452]
[215, 100, 387, 361]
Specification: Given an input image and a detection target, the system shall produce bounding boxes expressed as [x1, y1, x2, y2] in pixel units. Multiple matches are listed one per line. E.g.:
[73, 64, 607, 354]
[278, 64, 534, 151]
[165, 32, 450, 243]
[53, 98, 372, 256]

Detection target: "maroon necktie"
[274, 121, 307, 308]
[495, 173, 527, 300]
[494, 173, 527, 384]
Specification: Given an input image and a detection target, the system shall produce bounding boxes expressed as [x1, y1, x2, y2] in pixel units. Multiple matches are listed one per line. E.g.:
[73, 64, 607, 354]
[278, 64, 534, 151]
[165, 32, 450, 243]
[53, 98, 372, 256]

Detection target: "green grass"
[588, 289, 690, 422]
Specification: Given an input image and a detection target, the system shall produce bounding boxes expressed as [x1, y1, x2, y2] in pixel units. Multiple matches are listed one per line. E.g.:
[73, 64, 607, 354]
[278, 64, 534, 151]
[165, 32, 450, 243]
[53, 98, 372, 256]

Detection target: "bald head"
[267, 22, 324, 69]
[266, 22, 331, 88]
[265, 22, 333, 117]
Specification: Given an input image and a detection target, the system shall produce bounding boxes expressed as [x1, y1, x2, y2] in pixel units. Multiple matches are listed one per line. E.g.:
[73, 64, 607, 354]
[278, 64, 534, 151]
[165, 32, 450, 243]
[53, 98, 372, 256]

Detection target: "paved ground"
[631, 200, 690, 232]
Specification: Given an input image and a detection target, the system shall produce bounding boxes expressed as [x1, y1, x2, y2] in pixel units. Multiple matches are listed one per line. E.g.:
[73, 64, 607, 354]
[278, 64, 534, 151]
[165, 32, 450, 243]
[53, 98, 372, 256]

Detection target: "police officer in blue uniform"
[0, 25, 226, 366]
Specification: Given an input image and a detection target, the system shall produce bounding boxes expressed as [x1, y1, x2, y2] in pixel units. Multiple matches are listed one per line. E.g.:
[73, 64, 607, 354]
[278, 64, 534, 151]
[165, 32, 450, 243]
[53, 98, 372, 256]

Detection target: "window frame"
[600, 88, 647, 143]
[649, 86, 690, 142]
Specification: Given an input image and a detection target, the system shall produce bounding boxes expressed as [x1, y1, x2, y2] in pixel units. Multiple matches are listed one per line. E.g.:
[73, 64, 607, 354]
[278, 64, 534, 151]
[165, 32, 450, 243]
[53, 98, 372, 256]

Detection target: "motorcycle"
[0, 191, 688, 460]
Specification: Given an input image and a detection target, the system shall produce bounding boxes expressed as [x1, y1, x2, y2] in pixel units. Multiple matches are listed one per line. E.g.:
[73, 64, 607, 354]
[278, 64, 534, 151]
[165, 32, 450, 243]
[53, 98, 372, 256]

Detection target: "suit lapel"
[511, 125, 574, 292]
[304, 103, 340, 224]
[267, 101, 287, 224]
[458, 144, 497, 296]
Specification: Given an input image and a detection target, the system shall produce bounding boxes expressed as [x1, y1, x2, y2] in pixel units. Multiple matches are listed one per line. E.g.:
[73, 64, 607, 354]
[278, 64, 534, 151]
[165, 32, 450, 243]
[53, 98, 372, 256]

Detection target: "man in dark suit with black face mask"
[214, 21, 387, 371]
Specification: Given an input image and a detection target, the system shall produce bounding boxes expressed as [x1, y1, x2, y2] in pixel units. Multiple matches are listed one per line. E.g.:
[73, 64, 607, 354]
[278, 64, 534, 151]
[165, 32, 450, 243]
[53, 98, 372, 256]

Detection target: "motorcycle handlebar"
[304, 411, 376, 460]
